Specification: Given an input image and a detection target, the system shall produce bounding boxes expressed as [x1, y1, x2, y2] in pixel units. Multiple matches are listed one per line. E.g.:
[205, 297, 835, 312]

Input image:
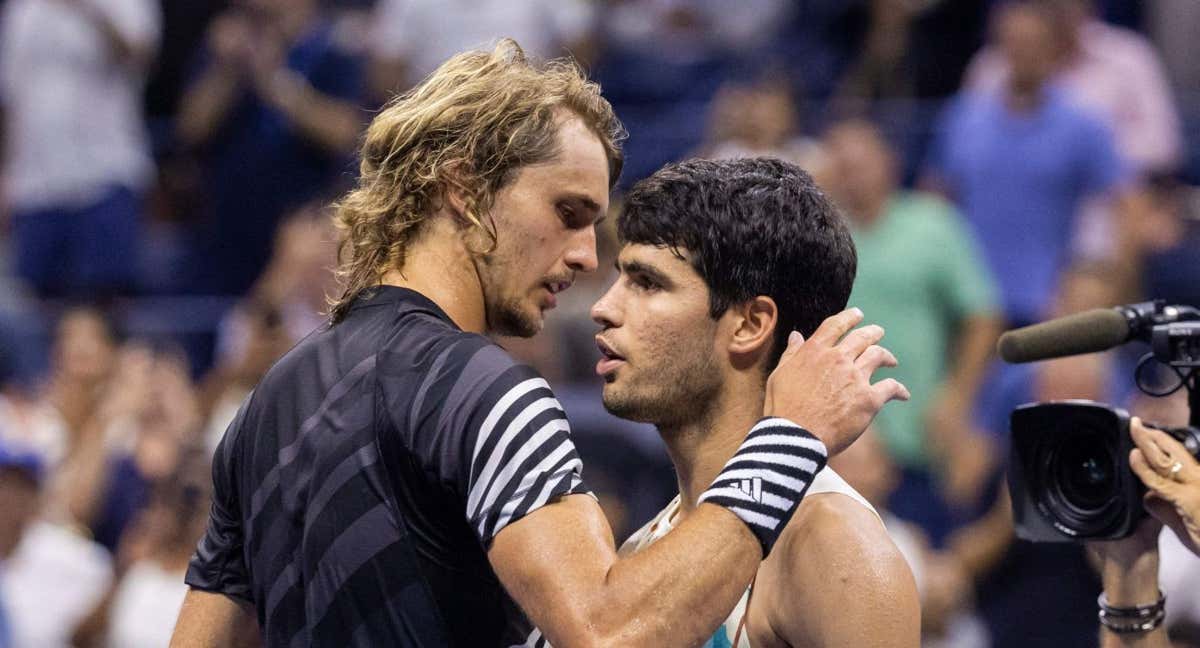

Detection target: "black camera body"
[1009, 400, 1200, 542]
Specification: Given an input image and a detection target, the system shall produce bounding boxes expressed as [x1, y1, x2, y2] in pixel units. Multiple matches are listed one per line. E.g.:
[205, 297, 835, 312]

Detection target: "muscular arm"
[764, 494, 920, 647]
[489, 494, 761, 648]
[170, 589, 260, 648]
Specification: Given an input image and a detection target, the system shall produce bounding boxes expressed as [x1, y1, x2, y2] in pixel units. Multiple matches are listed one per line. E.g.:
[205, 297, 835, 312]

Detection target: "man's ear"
[442, 181, 470, 224]
[728, 296, 778, 361]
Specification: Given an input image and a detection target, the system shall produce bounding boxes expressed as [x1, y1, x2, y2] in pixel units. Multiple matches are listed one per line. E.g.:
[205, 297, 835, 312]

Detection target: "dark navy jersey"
[185, 287, 587, 647]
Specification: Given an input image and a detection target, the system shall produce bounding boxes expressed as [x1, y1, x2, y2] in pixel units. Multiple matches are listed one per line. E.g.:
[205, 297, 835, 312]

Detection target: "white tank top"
[619, 468, 879, 648]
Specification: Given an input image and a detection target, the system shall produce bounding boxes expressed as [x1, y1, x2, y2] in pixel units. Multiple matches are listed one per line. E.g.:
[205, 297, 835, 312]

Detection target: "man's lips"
[542, 280, 572, 309]
[595, 337, 625, 376]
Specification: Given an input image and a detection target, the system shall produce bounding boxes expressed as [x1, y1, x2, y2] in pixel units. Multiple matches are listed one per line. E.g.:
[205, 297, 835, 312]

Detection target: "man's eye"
[631, 275, 658, 291]
[558, 206, 585, 229]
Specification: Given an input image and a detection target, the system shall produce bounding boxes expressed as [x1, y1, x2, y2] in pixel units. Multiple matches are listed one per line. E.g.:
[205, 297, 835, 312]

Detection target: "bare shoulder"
[751, 494, 920, 648]
[779, 493, 902, 571]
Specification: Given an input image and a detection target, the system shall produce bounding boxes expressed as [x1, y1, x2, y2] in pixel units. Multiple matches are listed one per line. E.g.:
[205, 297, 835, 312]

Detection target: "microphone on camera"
[998, 301, 1200, 363]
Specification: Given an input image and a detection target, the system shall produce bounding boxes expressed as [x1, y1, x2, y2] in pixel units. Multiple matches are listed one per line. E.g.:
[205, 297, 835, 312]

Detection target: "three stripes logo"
[737, 477, 763, 503]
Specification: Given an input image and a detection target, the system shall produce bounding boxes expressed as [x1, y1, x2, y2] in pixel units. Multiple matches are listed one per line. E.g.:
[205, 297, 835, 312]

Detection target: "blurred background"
[0, 0, 1197, 646]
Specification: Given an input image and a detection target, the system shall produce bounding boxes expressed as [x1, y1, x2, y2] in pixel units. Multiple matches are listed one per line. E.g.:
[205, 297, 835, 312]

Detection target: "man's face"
[53, 310, 115, 383]
[998, 8, 1059, 90]
[590, 244, 724, 427]
[473, 115, 609, 337]
[822, 123, 896, 217]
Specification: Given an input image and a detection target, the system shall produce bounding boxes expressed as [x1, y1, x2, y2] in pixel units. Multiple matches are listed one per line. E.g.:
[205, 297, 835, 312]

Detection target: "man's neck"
[846, 192, 891, 230]
[379, 215, 488, 333]
[662, 382, 765, 519]
[1005, 79, 1048, 113]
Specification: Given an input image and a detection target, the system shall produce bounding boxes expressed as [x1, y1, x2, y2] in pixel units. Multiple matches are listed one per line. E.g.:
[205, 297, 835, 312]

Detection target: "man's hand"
[764, 308, 910, 455]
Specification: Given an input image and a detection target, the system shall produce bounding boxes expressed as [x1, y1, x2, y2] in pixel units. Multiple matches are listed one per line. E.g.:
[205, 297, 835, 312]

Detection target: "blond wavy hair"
[328, 39, 625, 323]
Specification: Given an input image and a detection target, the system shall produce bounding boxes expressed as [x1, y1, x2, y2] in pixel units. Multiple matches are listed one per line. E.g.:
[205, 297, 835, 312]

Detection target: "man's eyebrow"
[617, 259, 675, 287]
[561, 194, 602, 214]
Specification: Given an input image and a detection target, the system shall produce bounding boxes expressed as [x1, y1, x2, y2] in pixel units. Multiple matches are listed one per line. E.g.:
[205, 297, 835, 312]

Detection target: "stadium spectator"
[0, 0, 160, 298]
[71, 459, 210, 648]
[966, 0, 1183, 175]
[822, 119, 1003, 538]
[59, 344, 201, 553]
[695, 77, 823, 168]
[367, 0, 596, 103]
[922, 1, 1135, 328]
[0, 308, 118, 490]
[0, 442, 113, 648]
[176, 0, 366, 295]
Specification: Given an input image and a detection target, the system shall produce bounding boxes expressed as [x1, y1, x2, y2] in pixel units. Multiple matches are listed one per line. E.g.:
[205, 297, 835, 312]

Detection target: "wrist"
[1102, 553, 1160, 606]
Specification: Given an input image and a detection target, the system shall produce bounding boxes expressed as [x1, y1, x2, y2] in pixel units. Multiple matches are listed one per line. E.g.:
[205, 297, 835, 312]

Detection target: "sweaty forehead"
[522, 116, 611, 207]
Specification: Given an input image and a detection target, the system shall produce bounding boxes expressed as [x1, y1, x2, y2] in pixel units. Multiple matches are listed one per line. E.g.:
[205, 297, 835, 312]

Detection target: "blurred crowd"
[0, 0, 1199, 646]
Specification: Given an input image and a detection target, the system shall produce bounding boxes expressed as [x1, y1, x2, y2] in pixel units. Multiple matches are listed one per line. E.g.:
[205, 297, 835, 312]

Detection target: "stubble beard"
[601, 350, 722, 429]
[474, 250, 542, 338]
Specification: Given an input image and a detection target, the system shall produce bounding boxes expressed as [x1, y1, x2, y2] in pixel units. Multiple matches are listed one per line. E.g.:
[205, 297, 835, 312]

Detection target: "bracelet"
[1098, 591, 1167, 635]
[1099, 609, 1165, 634]
[1098, 591, 1166, 619]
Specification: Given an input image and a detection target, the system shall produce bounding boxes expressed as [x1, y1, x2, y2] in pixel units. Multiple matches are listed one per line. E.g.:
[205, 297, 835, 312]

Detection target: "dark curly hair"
[618, 157, 856, 368]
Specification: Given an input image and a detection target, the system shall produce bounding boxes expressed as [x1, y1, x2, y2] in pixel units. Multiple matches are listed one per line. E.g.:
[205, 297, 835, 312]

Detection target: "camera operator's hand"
[764, 308, 911, 455]
[1129, 417, 1200, 556]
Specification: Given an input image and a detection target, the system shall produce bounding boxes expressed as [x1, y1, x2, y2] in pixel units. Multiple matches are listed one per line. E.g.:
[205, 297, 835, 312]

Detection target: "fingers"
[840, 324, 886, 359]
[871, 378, 911, 405]
[808, 307, 864, 346]
[1129, 448, 1179, 497]
[855, 345, 898, 374]
[1131, 417, 1194, 472]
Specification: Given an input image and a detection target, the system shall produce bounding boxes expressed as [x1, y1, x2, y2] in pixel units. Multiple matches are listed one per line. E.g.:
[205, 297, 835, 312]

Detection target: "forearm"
[178, 65, 243, 148]
[61, 421, 116, 528]
[265, 71, 362, 154]
[593, 504, 761, 646]
[946, 491, 1013, 579]
[1099, 552, 1170, 648]
[493, 497, 761, 648]
[170, 589, 260, 648]
[946, 313, 1002, 399]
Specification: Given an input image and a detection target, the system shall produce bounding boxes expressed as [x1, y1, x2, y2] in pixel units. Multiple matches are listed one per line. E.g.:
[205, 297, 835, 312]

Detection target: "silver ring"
[1170, 461, 1184, 481]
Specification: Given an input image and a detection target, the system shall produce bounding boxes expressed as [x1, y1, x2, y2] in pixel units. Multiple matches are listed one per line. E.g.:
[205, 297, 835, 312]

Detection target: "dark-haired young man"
[595, 157, 921, 647]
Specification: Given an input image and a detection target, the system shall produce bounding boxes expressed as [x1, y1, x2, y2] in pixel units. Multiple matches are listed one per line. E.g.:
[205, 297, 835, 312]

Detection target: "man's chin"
[490, 304, 543, 338]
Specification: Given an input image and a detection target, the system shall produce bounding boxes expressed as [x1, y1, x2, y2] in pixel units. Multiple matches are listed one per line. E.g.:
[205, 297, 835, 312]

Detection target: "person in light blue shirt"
[922, 0, 1131, 327]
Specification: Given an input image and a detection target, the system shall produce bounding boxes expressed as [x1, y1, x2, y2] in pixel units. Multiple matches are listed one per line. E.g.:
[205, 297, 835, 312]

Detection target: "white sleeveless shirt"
[619, 468, 879, 648]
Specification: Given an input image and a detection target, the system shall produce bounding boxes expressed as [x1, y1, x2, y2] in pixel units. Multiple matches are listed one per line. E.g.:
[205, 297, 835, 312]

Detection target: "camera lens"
[1032, 427, 1126, 537]
[1055, 443, 1116, 510]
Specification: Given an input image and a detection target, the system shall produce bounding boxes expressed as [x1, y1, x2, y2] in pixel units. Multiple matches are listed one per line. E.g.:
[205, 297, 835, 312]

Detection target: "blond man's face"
[473, 115, 611, 337]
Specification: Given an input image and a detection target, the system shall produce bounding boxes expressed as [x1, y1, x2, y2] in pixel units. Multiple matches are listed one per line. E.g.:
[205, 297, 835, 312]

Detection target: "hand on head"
[763, 308, 910, 455]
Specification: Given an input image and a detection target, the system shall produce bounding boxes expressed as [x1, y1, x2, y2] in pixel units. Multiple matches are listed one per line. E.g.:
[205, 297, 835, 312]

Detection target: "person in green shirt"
[820, 119, 1004, 521]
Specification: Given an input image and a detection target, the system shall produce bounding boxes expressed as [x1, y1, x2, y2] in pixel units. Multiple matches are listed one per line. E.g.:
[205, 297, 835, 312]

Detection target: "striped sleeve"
[458, 360, 588, 545]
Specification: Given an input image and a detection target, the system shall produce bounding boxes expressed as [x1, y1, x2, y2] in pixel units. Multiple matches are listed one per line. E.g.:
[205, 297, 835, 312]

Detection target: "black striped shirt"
[185, 287, 587, 647]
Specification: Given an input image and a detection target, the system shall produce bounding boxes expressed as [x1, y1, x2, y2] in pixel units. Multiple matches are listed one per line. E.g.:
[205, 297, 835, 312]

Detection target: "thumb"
[776, 330, 805, 366]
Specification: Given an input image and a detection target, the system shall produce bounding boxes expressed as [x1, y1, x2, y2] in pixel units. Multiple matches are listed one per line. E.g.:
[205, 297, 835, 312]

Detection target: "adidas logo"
[738, 477, 763, 503]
